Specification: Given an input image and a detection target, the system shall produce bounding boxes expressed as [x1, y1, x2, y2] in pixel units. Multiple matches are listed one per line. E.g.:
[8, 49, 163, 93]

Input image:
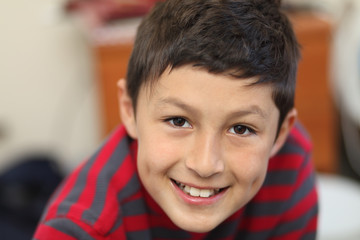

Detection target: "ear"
[117, 79, 138, 139]
[270, 108, 297, 157]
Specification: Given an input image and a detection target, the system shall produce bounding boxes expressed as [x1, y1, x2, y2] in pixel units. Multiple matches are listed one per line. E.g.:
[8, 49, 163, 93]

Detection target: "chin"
[178, 223, 217, 233]
[170, 215, 221, 233]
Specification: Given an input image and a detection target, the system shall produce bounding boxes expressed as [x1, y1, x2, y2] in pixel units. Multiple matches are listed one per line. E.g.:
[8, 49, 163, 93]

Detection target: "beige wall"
[0, 0, 101, 171]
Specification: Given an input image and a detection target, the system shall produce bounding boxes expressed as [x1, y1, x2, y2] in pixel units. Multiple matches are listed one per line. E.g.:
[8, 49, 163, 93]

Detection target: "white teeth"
[200, 189, 212, 198]
[184, 185, 191, 194]
[190, 187, 200, 197]
[174, 180, 220, 198]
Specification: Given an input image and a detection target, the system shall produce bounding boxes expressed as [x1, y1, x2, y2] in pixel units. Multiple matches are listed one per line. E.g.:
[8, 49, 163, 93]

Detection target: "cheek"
[230, 143, 271, 184]
[137, 133, 182, 174]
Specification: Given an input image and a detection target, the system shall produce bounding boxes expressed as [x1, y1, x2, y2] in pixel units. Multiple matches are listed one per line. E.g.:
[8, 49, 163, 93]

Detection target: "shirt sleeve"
[269, 124, 318, 240]
[270, 149, 318, 240]
[33, 217, 104, 240]
[33, 215, 127, 240]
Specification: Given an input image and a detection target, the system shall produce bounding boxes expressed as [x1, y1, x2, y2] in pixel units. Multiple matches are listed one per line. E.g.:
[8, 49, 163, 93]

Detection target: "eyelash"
[165, 117, 192, 128]
[164, 117, 256, 136]
[229, 125, 256, 136]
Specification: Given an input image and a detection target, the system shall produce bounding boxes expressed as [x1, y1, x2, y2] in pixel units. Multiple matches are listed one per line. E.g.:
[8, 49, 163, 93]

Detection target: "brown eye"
[168, 117, 191, 128]
[172, 118, 186, 126]
[233, 125, 247, 134]
[229, 125, 254, 136]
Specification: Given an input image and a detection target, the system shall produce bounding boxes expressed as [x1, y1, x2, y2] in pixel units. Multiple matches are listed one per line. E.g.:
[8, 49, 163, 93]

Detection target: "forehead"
[141, 66, 273, 100]
[138, 65, 278, 119]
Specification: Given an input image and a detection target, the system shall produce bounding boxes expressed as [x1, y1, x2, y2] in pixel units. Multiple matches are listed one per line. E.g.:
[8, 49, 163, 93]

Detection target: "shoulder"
[240, 122, 318, 239]
[282, 121, 312, 155]
[267, 122, 313, 174]
[34, 125, 141, 239]
[258, 121, 315, 201]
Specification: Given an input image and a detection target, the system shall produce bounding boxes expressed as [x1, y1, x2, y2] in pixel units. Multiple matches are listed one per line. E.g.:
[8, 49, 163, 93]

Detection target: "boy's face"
[119, 65, 295, 233]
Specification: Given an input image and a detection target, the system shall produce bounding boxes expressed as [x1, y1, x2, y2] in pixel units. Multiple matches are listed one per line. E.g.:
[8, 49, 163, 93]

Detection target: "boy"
[34, 0, 318, 239]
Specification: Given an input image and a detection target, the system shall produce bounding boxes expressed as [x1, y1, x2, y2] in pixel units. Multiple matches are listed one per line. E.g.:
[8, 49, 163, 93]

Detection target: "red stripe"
[224, 208, 244, 222]
[189, 232, 208, 239]
[144, 190, 181, 230]
[148, 215, 180, 230]
[269, 215, 317, 240]
[304, 215, 318, 233]
[253, 185, 294, 202]
[106, 222, 127, 239]
[281, 187, 317, 222]
[45, 161, 85, 220]
[123, 215, 150, 231]
[291, 156, 313, 195]
[268, 216, 317, 240]
[257, 152, 313, 202]
[122, 190, 143, 204]
[70, 218, 106, 239]
[94, 154, 137, 232]
[240, 215, 280, 231]
[269, 229, 303, 240]
[33, 224, 77, 240]
[216, 237, 236, 240]
[268, 154, 304, 171]
[129, 140, 138, 162]
[67, 127, 126, 221]
[292, 126, 312, 151]
[267, 161, 317, 239]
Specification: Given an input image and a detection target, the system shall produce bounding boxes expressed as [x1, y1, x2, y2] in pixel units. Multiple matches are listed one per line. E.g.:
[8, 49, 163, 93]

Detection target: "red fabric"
[45, 162, 84, 221]
[94, 154, 136, 232]
[34, 224, 77, 240]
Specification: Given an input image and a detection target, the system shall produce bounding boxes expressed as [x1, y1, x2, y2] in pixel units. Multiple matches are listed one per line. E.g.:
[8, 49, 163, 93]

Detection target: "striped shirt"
[33, 123, 318, 240]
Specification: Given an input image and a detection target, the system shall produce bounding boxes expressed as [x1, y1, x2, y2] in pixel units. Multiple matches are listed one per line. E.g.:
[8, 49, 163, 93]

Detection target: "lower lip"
[171, 180, 228, 206]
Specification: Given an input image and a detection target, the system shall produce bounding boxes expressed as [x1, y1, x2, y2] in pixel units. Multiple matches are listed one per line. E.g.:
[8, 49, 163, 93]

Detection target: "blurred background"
[0, 0, 359, 239]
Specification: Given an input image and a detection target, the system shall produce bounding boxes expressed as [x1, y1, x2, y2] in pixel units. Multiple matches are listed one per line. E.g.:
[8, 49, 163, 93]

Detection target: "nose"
[185, 132, 225, 178]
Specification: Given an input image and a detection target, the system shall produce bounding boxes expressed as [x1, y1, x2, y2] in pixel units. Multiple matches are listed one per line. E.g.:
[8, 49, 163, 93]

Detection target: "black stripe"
[205, 218, 241, 240]
[235, 229, 272, 240]
[126, 230, 152, 240]
[109, 175, 142, 233]
[245, 154, 315, 217]
[45, 218, 95, 240]
[117, 174, 141, 202]
[40, 179, 67, 222]
[81, 137, 130, 225]
[235, 205, 317, 240]
[301, 232, 317, 240]
[273, 204, 318, 237]
[108, 217, 123, 235]
[56, 147, 102, 217]
[284, 156, 315, 209]
[294, 122, 311, 141]
[152, 227, 191, 239]
[122, 198, 148, 217]
[277, 141, 306, 156]
[244, 200, 287, 217]
[110, 198, 150, 236]
[263, 170, 298, 186]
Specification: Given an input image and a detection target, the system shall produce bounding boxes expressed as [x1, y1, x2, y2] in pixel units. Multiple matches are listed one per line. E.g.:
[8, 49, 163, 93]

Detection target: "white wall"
[283, 0, 345, 17]
[0, 0, 102, 171]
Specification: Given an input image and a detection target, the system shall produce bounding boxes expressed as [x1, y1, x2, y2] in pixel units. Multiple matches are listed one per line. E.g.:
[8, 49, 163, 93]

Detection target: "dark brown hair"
[126, 0, 300, 126]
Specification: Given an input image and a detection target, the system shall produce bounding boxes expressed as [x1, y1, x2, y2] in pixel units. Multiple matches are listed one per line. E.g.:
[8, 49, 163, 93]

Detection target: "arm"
[269, 124, 318, 240]
[33, 216, 127, 240]
[270, 150, 318, 240]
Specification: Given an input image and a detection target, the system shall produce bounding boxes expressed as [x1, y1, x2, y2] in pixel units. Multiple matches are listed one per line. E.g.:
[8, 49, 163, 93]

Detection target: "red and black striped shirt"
[33, 123, 318, 240]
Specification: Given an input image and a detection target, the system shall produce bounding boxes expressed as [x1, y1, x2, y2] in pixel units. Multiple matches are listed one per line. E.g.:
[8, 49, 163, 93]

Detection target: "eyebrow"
[155, 97, 268, 119]
[155, 97, 199, 116]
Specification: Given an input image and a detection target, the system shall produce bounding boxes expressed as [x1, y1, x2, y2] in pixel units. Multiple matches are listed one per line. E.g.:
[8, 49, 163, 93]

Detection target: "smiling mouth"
[172, 179, 225, 198]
